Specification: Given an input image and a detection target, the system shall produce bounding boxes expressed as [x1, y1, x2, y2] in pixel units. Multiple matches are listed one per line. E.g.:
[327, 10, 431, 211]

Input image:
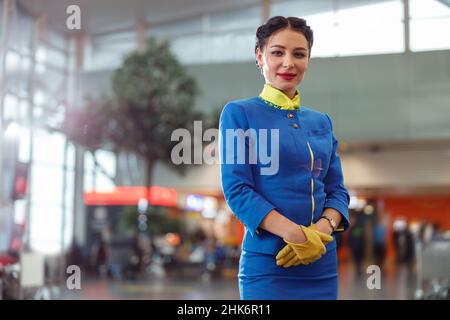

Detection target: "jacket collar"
[259, 84, 300, 110]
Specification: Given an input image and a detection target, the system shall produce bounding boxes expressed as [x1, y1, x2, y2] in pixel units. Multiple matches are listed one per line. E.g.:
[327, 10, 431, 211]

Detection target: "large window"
[85, 30, 136, 71]
[410, 0, 450, 51]
[0, 1, 74, 254]
[29, 27, 73, 253]
[84, 150, 116, 193]
[272, 0, 404, 58]
[80, 0, 450, 69]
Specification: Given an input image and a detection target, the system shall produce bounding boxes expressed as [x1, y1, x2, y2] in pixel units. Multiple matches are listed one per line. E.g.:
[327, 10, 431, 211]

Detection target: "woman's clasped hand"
[276, 224, 333, 267]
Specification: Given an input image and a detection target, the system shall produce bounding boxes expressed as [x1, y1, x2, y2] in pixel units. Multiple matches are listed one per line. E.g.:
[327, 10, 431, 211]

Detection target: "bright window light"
[5, 51, 21, 72]
[30, 205, 63, 254]
[410, 0, 450, 51]
[309, 0, 404, 57]
[410, 0, 450, 18]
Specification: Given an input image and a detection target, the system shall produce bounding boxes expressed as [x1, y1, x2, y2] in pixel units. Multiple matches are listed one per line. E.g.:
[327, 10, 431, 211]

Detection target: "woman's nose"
[283, 56, 294, 68]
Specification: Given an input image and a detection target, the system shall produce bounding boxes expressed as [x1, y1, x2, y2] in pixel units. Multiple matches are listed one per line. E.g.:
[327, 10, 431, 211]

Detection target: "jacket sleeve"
[323, 114, 350, 232]
[219, 102, 276, 237]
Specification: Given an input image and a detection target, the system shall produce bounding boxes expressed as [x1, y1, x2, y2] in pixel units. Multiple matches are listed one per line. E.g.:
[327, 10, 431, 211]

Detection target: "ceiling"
[17, 0, 260, 35]
[17, 0, 394, 36]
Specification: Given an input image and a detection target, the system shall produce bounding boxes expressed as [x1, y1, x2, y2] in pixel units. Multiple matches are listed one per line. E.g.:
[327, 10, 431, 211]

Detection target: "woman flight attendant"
[219, 16, 350, 300]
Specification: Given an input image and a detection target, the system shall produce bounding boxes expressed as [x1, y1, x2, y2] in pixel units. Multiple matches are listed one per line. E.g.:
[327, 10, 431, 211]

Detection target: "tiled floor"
[57, 258, 422, 300]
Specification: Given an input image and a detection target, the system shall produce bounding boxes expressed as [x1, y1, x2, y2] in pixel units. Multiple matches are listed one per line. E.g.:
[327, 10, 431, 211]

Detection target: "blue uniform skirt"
[238, 247, 338, 300]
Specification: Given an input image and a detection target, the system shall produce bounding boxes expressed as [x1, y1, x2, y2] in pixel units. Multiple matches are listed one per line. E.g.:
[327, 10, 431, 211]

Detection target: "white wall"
[342, 147, 450, 190]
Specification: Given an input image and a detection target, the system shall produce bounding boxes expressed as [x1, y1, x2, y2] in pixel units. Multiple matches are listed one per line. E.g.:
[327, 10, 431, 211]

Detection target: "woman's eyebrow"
[270, 45, 307, 51]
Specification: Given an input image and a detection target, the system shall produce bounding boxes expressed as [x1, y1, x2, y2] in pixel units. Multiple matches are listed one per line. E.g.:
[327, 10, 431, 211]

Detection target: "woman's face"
[256, 28, 310, 98]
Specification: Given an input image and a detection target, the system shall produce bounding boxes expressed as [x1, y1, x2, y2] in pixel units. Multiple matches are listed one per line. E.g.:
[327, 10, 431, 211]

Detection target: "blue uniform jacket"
[219, 97, 350, 255]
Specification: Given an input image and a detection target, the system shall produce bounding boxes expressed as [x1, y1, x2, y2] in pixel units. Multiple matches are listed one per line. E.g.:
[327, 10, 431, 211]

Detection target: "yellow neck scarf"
[259, 84, 301, 110]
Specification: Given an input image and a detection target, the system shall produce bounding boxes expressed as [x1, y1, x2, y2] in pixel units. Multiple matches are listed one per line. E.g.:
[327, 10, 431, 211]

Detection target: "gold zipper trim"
[307, 141, 315, 225]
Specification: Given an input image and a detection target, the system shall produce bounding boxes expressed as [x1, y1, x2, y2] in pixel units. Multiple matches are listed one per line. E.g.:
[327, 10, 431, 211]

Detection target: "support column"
[136, 19, 148, 53]
[262, 0, 270, 23]
[23, 15, 46, 251]
[403, 0, 411, 53]
[72, 34, 86, 247]
[0, 0, 13, 206]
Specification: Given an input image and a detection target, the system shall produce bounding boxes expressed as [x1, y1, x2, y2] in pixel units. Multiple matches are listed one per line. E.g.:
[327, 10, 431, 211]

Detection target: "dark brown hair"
[255, 16, 313, 57]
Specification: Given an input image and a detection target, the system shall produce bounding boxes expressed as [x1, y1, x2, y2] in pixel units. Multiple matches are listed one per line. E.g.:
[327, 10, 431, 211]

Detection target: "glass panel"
[271, 0, 404, 58]
[32, 129, 65, 166]
[410, 0, 450, 18]
[171, 34, 205, 64]
[66, 142, 76, 170]
[86, 39, 135, 71]
[210, 6, 261, 32]
[30, 163, 64, 206]
[95, 150, 116, 178]
[19, 99, 29, 123]
[5, 51, 21, 72]
[65, 168, 75, 210]
[30, 205, 63, 254]
[411, 18, 450, 51]
[410, 0, 450, 51]
[233, 31, 257, 61]
[335, 0, 403, 56]
[151, 17, 202, 38]
[35, 68, 66, 97]
[306, 12, 338, 58]
[5, 53, 29, 97]
[92, 30, 136, 46]
[206, 31, 255, 63]
[6, 3, 33, 54]
[45, 46, 68, 68]
[271, 0, 333, 17]
[3, 93, 19, 121]
[16, 6, 33, 54]
[84, 151, 94, 172]
[18, 126, 31, 163]
[84, 171, 93, 192]
[172, 31, 255, 64]
[95, 173, 115, 192]
[46, 28, 68, 52]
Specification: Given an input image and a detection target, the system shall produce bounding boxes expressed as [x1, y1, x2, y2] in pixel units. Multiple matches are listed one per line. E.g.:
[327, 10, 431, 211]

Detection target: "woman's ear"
[255, 48, 263, 68]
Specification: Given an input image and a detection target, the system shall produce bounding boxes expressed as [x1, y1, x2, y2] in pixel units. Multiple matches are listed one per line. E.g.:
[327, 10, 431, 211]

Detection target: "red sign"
[84, 186, 177, 207]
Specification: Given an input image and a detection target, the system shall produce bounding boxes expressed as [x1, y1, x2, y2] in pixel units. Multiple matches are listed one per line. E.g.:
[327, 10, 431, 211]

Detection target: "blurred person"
[348, 213, 365, 278]
[220, 16, 350, 300]
[422, 222, 437, 243]
[89, 233, 108, 276]
[373, 215, 388, 268]
[393, 220, 414, 265]
[66, 242, 83, 269]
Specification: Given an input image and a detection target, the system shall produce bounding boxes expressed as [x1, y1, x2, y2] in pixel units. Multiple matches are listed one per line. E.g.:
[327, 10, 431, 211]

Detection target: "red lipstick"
[277, 73, 296, 80]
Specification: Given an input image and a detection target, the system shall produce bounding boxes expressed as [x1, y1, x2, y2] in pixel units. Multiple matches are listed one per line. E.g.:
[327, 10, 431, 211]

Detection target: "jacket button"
[291, 123, 299, 129]
[287, 113, 294, 119]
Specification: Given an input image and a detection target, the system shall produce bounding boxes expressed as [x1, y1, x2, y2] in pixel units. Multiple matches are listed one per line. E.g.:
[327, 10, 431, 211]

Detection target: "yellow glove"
[276, 225, 326, 268]
[276, 224, 333, 268]
[309, 223, 334, 245]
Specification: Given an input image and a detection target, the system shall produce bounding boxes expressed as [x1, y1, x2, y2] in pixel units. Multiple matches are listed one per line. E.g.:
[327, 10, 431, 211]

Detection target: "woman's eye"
[271, 51, 283, 56]
[295, 52, 305, 58]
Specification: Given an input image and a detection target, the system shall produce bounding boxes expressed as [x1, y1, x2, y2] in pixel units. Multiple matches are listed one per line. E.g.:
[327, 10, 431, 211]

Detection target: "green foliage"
[118, 205, 183, 237]
[63, 97, 113, 152]
[110, 38, 203, 166]
[62, 37, 205, 183]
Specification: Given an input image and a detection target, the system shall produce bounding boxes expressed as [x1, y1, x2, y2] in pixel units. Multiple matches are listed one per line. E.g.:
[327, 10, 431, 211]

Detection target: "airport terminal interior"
[0, 0, 449, 300]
